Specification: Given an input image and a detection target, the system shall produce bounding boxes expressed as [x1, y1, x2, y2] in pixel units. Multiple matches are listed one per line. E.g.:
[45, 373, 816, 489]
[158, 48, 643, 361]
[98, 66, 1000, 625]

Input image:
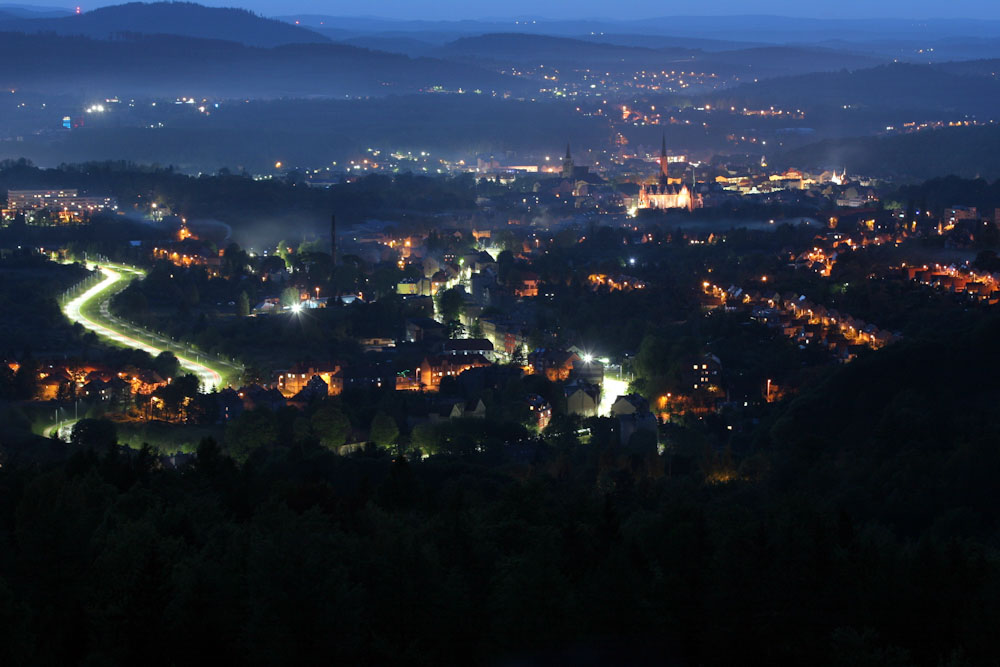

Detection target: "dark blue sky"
[52, 1, 1000, 20]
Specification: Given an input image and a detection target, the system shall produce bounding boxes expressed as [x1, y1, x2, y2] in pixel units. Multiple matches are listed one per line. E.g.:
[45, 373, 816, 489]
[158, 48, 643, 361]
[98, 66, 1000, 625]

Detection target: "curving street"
[63, 264, 225, 391]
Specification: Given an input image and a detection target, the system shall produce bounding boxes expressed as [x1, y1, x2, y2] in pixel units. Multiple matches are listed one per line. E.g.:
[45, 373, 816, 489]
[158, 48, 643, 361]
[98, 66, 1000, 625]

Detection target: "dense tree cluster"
[3, 318, 1000, 664]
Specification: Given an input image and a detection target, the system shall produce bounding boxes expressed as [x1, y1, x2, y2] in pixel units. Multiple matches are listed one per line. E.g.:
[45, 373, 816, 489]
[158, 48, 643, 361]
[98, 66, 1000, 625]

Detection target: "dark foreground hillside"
[3, 320, 1000, 665]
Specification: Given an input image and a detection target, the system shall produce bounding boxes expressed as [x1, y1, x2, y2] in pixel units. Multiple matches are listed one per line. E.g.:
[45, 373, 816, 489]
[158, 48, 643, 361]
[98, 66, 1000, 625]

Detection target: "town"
[3, 149, 998, 463]
[3, 3, 1000, 665]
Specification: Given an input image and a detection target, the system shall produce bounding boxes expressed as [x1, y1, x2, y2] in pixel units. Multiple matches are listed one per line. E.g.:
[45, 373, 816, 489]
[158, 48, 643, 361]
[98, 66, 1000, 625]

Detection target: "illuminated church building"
[638, 137, 703, 212]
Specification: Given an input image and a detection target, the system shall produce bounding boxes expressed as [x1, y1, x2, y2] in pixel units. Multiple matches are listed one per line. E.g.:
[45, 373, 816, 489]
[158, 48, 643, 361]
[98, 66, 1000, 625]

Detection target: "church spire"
[562, 142, 574, 179]
[659, 133, 669, 188]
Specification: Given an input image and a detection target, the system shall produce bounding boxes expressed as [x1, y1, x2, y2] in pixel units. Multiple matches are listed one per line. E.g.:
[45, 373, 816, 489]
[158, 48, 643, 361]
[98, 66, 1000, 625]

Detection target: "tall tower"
[562, 143, 574, 179]
[659, 134, 669, 189]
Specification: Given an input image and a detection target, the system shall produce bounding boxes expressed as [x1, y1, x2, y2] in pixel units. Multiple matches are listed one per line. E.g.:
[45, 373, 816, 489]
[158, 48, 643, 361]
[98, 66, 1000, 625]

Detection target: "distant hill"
[0, 94, 602, 175]
[586, 32, 763, 52]
[435, 32, 697, 65]
[276, 14, 1000, 44]
[934, 58, 1000, 77]
[777, 125, 1000, 181]
[0, 31, 526, 98]
[433, 33, 886, 82]
[701, 45, 882, 75]
[337, 35, 439, 58]
[0, 4, 72, 18]
[0, 1, 329, 47]
[706, 62, 1000, 115]
[814, 37, 1000, 64]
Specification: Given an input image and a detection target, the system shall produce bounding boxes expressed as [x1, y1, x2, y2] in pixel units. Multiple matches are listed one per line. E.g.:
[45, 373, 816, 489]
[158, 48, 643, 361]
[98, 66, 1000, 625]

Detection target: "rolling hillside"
[0, 1, 329, 47]
[777, 124, 1000, 181]
[0, 31, 526, 98]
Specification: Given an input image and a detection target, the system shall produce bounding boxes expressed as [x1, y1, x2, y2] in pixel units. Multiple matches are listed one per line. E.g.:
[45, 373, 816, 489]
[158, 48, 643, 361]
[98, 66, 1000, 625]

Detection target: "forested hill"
[435, 33, 883, 77]
[0, 1, 328, 47]
[767, 316, 1000, 540]
[776, 125, 1000, 181]
[1, 313, 1000, 664]
[0, 32, 522, 98]
[708, 62, 1000, 115]
[436, 32, 698, 63]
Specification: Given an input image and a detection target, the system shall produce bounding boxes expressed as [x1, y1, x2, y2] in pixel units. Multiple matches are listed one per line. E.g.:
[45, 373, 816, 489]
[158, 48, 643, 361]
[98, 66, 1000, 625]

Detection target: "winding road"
[63, 264, 225, 392]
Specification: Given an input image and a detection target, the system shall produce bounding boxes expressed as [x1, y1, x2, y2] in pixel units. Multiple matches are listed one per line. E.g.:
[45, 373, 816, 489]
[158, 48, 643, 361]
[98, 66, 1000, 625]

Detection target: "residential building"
[565, 381, 601, 417]
[526, 393, 552, 430]
[276, 364, 342, 397]
[441, 338, 495, 360]
[418, 354, 491, 391]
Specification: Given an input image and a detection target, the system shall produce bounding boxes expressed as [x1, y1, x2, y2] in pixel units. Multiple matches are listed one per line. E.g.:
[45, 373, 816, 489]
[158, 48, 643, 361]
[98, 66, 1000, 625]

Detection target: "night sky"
[44, 0, 1000, 20]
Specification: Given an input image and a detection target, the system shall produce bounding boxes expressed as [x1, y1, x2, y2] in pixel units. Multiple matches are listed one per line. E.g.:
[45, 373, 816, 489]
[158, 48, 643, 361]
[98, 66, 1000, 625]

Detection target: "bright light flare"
[599, 376, 629, 417]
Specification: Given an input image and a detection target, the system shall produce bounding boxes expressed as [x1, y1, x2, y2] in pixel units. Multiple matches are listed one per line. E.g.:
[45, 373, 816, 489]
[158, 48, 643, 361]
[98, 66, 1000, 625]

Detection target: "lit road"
[63, 264, 223, 391]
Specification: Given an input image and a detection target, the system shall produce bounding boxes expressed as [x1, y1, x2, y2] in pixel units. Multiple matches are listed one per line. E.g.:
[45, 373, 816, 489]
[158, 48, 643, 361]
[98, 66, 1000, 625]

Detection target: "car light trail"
[63, 265, 222, 391]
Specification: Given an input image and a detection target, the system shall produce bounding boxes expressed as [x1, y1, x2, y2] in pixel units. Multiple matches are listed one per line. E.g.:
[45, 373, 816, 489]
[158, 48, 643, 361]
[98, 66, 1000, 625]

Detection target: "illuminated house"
[528, 349, 579, 382]
[480, 318, 530, 360]
[405, 317, 448, 343]
[565, 381, 601, 417]
[610, 394, 650, 417]
[397, 277, 433, 296]
[120, 369, 168, 396]
[276, 364, 342, 397]
[684, 354, 723, 393]
[441, 338, 495, 361]
[512, 272, 540, 298]
[151, 240, 222, 275]
[418, 354, 490, 391]
[526, 394, 552, 430]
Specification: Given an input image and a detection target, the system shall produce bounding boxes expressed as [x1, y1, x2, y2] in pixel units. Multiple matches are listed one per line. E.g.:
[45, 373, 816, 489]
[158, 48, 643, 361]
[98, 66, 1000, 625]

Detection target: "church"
[637, 137, 703, 212]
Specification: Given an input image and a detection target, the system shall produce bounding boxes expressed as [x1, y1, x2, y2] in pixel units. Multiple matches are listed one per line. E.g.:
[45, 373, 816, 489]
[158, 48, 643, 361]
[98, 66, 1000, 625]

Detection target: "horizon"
[9, 1, 1000, 22]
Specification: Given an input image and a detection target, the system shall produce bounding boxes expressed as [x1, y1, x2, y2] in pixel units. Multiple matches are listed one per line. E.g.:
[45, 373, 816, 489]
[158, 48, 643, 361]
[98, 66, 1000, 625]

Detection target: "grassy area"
[114, 419, 224, 455]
